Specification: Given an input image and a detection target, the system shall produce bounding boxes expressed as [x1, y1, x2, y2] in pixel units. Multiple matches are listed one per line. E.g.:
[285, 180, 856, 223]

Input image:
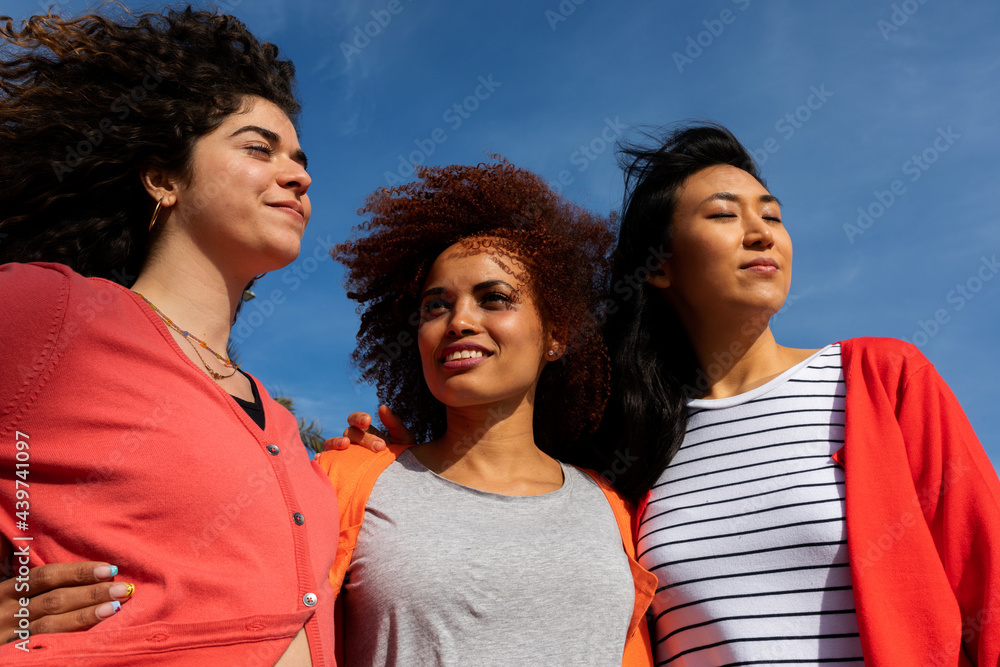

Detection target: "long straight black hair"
[592, 123, 766, 502]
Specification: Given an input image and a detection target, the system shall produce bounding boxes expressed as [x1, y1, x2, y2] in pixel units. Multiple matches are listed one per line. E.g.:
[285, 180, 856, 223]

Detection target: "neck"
[131, 243, 248, 354]
[679, 307, 795, 399]
[421, 394, 554, 480]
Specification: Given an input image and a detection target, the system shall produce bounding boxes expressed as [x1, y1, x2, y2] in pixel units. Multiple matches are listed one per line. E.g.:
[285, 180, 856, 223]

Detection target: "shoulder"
[0, 263, 106, 421]
[0, 261, 78, 284]
[572, 466, 635, 515]
[840, 336, 926, 361]
[0, 263, 81, 369]
[0, 261, 127, 320]
[315, 445, 410, 498]
[0, 262, 74, 313]
[571, 465, 640, 553]
[838, 336, 935, 387]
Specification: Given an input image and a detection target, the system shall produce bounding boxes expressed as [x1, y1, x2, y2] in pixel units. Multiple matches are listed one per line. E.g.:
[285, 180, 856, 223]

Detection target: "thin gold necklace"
[136, 293, 239, 380]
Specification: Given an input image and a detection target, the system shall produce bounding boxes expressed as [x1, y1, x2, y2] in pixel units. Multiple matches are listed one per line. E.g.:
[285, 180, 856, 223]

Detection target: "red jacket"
[635, 337, 1000, 665]
[0, 263, 339, 666]
[316, 445, 656, 666]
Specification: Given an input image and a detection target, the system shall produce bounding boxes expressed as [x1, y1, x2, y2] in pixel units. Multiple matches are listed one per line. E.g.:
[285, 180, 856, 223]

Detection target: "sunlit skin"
[131, 96, 311, 401]
[408, 240, 566, 496]
[648, 164, 817, 399]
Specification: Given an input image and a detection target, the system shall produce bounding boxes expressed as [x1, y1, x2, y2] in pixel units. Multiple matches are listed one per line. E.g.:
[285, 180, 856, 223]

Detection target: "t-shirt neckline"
[397, 448, 573, 501]
[687, 343, 838, 410]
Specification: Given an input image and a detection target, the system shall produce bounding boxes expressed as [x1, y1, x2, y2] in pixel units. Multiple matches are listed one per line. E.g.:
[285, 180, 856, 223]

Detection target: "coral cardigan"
[0, 263, 339, 666]
[316, 445, 656, 666]
[636, 337, 1000, 666]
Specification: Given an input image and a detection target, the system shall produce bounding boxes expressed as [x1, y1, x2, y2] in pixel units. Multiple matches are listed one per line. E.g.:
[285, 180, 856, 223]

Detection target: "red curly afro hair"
[334, 158, 616, 459]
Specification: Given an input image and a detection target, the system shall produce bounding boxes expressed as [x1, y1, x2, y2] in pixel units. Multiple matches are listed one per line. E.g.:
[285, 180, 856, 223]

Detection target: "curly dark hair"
[0, 6, 300, 283]
[335, 159, 617, 460]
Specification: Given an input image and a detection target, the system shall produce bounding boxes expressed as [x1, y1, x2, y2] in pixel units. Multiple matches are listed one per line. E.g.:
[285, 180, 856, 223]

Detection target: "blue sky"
[8, 0, 999, 467]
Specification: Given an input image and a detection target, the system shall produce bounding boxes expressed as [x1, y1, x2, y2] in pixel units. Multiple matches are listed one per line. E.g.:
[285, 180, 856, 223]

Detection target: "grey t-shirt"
[343, 449, 635, 666]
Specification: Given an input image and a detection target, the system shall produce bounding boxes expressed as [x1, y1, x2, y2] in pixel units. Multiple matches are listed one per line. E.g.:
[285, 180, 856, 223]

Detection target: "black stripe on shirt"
[641, 481, 844, 525]
[638, 517, 844, 560]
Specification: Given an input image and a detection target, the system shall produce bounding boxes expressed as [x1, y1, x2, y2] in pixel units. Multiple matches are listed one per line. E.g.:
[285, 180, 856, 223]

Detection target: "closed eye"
[246, 143, 275, 157]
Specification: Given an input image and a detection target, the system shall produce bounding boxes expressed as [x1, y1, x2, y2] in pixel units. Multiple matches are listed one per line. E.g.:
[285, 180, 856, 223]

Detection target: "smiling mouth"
[444, 349, 487, 362]
[268, 202, 305, 220]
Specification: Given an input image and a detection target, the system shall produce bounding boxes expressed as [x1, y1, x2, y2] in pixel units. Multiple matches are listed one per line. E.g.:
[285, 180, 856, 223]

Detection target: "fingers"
[30, 581, 134, 620]
[0, 562, 135, 642]
[379, 405, 416, 445]
[345, 426, 386, 452]
[28, 587, 134, 637]
[323, 436, 350, 451]
[10, 562, 115, 598]
[346, 412, 372, 430]
[327, 410, 408, 453]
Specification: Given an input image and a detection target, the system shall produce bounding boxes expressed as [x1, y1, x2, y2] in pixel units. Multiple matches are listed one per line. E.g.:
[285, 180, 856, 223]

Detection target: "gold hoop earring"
[148, 197, 164, 232]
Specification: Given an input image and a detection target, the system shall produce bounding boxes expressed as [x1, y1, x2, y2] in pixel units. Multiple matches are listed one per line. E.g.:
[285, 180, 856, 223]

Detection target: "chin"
[433, 384, 514, 410]
[262, 244, 303, 272]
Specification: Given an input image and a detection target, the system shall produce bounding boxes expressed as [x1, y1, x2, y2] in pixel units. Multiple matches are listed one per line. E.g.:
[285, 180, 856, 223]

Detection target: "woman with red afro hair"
[316, 158, 655, 665]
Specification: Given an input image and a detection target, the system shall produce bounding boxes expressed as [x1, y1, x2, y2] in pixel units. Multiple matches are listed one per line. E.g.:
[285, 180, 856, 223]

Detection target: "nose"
[446, 298, 479, 337]
[279, 157, 311, 195]
[742, 214, 774, 249]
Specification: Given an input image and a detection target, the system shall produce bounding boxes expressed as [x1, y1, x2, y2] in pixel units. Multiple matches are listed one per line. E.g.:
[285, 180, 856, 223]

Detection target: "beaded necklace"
[135, 293, 239, 380]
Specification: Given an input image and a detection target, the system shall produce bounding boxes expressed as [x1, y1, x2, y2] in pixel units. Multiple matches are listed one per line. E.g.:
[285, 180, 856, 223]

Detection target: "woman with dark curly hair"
[316, 159, 655, 665]
[0, 7, 337, 665]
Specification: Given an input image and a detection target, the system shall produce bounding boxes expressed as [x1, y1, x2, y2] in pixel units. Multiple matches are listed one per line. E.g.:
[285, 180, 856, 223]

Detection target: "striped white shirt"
[638, 344, 865, 666]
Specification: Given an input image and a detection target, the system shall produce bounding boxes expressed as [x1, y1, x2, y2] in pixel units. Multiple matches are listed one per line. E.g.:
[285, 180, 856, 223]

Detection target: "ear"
[646, 262, 671, 289]
[139, 162, 180, 208]
[646, 271, 670, 289]
[544, 334, 566, 362]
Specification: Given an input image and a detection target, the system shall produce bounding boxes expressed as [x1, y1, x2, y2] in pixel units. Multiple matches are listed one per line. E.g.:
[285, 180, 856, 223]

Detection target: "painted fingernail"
[95, 601, 122, 619]
[109, 583, 134, 599]
[94, 564, 118, 579]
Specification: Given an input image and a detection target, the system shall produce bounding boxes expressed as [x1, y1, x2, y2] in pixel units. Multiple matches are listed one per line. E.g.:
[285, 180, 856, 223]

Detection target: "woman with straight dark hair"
[600, 123, 1000, 665]
[0, 8, 337, 665]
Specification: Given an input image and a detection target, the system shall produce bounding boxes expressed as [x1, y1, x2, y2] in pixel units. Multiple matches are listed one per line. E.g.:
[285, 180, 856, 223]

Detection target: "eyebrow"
[229, 125, 309, 168]
[420, 280, 515, 301]
[700, 192, 782, 207]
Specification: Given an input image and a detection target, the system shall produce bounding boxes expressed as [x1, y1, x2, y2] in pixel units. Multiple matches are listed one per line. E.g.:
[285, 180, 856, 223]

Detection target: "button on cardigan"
[0, 263, 339, 666]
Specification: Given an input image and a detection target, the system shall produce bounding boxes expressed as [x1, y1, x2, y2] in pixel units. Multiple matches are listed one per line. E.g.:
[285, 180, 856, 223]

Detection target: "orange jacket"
[316, 445, 656, 666]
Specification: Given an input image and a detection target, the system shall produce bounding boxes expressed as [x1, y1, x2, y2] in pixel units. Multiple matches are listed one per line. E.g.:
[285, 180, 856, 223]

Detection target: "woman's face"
[654, 164, 791, 328]
[164, 96, 311, 278]
[417, 240, 554, 409]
